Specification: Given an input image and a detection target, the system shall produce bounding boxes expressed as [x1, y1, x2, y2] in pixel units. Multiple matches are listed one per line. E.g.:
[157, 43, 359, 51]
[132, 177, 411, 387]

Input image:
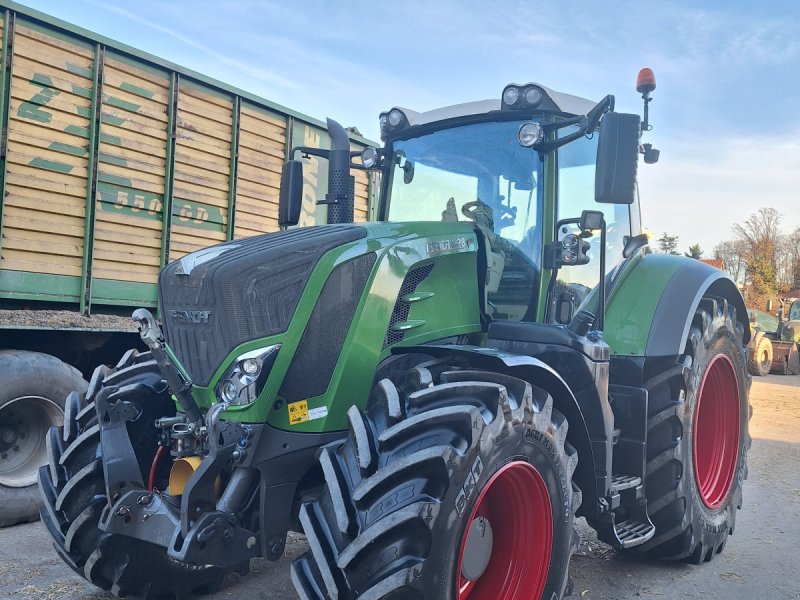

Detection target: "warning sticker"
[288, 400, 308, 425]
[288, 401, 329, 425]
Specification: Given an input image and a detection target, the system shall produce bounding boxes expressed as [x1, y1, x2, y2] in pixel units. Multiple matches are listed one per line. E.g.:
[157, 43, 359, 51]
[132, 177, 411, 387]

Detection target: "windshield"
[386, 120, 541, 244]
[385, 120, 543, 321]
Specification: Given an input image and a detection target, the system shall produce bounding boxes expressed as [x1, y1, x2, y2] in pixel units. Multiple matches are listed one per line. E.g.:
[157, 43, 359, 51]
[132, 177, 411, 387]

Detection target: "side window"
[555, 135, 632, 312]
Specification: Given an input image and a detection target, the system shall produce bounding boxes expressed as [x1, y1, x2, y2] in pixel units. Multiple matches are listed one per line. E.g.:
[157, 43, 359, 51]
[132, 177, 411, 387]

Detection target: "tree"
[685, 243, 704, 259]
[713, 239, 747, 285]
[732, 207, 782, 306]
[657, 232, 680, 255]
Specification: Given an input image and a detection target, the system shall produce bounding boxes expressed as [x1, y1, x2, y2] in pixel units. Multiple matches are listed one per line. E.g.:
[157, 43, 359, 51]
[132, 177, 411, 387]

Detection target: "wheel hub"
[456, 460, 553, 600]
[461, 517, 494, 581]
[0, 420, 18, 452]
[693, 354, 740, 509]
[0, 396, 63, 488]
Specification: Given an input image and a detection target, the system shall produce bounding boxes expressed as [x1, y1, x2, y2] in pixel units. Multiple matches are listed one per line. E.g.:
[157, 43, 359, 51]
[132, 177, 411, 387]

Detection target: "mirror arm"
[291, 146, 329, 160]
[538, 116, 588, 152]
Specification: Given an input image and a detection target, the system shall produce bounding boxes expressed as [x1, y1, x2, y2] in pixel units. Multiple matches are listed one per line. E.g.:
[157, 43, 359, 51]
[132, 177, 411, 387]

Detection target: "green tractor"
[40, 70, 751, 599]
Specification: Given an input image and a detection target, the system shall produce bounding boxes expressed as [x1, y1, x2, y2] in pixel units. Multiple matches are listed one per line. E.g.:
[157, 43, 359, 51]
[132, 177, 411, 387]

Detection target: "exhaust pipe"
[325, 118, 355, 224]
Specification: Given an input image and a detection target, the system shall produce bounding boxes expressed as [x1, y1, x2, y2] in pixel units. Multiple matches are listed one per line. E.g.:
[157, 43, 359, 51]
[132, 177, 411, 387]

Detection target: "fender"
[604, 253, 750, 357]
[396, 344, 603, 520]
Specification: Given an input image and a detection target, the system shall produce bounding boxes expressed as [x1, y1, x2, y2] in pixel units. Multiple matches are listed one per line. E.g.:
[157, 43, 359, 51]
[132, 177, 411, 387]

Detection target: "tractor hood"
[158, 225, 366, 386]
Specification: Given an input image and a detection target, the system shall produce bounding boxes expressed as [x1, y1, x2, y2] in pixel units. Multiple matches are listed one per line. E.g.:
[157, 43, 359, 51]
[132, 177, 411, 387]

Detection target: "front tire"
[636, 297, 750, 562]
[291, 359, 580, 599]
[0, 351, 86, 527]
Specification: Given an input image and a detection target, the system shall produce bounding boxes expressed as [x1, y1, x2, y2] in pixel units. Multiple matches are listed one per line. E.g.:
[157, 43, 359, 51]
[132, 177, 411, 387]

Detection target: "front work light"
[361, 146, 379, 168]
[502, 86, 520, 107]
[518, 122, 544, 147]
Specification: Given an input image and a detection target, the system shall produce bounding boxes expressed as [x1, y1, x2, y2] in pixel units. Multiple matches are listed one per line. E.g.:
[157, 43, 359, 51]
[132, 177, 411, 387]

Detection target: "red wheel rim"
[693, 354, 740, 509]
[456, 461, 552, 600]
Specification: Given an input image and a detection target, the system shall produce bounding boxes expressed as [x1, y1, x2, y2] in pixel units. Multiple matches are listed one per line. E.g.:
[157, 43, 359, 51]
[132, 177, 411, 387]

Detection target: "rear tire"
[291, 358, 580, 599]
[636, 297, 750, 562]
[747, 333, 772, 376]
[0, 351, 86, 527]
[38, 350, 240, 598]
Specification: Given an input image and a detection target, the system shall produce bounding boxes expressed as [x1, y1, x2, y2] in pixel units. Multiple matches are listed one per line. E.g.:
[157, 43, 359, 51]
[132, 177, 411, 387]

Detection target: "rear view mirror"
[278, 160, 303, 227]
[595, 112, 640, 204]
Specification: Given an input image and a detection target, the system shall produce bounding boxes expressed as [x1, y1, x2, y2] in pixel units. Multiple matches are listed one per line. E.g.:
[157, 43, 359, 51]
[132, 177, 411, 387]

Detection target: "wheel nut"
[12, 445, 19, 452]
[137, 494, 152, 507]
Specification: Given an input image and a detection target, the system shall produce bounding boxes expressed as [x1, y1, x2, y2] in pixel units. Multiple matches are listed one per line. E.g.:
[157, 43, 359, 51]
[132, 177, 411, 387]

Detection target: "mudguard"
[604, 252, 750, 357]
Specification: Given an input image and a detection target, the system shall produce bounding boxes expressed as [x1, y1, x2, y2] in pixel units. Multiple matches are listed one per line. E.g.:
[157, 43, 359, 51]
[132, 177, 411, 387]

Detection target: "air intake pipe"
[325, 118, 355, 224]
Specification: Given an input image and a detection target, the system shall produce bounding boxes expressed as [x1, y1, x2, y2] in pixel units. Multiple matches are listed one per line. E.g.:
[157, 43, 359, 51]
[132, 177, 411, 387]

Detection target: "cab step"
[610, 474, 641, 493]
[613, 516, 656, 548]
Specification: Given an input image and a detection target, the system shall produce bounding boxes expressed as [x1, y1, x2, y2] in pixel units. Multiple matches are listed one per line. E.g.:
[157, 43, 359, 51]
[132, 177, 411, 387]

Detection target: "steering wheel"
[461, 199, 517, 230]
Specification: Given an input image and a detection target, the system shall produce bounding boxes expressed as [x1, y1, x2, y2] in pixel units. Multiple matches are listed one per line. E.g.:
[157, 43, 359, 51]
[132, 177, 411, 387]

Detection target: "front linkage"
[98, 310, 259, 570]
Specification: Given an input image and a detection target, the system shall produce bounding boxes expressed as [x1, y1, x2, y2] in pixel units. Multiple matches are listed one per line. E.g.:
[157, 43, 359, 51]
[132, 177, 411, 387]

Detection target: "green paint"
[66, 124, 90, 138]
[536, 148, 557, 322]
[603, 254, 685, 356]
[69, 83, 92, 100]
[226, 96, 240, 240]
[119, 81, 155, 99]
[29, 157, 72, 173]
[50, 141, 88, 156]
[97, 180, 163, 221]
[171, 198, 224, 231]
[17, 74, 59, 123]
[0, 9, 14, 252]
[99, 111, 125, 126]
[65, 62, 93, 78]
[98, 151, 127, 167]
[0, 270, 80, 301]
[104, 95, 141, 113]
[91, 279, 157, 305]
[99, 132, 122, 145]
[161, 73, 178, 268]
[79, 44, 102, 315]
[185, 222, 481, 429]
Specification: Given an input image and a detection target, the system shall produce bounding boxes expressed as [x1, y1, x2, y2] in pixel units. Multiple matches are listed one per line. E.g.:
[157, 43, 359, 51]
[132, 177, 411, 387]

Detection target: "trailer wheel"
[291, 361, 580, 599]
[38, 351, 242, 598]
[636, 297, 750, 562]
[747, 333, 772, 376]
[0, 351, 86, 527]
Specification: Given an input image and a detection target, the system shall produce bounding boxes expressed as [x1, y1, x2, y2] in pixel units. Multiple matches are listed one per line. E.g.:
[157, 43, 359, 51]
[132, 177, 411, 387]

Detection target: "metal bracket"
[95, 384, 145, 501]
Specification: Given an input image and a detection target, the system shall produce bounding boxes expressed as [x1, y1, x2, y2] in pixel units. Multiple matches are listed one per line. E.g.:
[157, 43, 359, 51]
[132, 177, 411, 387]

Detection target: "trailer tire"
[747, 332, 772, 377]
[291, 359, 580, 600]
[0, 351, 87, 527]
[38, 350, 242, 598]
[636, 297, 750, 563]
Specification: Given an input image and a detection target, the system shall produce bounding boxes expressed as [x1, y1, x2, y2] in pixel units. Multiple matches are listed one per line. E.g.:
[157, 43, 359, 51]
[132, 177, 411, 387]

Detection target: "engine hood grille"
[158, 225, 366, 386]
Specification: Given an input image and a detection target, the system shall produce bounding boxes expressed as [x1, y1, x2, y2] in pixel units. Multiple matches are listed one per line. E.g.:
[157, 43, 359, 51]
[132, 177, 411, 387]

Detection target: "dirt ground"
[0, 375, 797, 599]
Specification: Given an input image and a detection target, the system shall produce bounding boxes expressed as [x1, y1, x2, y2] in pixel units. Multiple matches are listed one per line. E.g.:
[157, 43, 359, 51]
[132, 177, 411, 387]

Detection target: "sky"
[18, 0, 800, 255]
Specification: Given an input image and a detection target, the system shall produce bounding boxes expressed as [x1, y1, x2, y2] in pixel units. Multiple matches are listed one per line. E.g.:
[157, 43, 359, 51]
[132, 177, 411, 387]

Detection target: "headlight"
[215, 344, 280, 406]
[517, 122, 543, 147]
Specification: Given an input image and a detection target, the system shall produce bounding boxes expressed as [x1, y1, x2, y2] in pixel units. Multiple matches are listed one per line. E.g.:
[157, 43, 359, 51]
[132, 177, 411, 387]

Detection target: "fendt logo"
[169, 310, 212, 325]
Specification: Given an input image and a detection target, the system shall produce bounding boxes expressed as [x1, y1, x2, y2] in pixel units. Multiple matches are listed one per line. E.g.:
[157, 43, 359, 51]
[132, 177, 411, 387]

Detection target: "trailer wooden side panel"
[0, 3, 377, 311]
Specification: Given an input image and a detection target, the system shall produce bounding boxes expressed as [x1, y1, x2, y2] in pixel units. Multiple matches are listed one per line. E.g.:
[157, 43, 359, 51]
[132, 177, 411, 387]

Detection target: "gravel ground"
[0, 375, 797, 599]
[0, 309, 136, 330]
